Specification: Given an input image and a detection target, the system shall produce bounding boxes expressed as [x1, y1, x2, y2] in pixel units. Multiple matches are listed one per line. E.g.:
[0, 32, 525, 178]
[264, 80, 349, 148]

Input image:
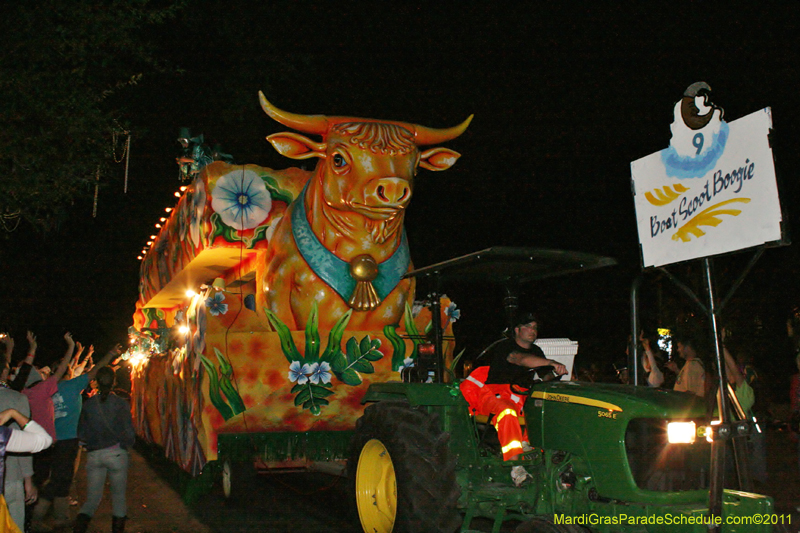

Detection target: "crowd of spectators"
[0, 331, 133, 533]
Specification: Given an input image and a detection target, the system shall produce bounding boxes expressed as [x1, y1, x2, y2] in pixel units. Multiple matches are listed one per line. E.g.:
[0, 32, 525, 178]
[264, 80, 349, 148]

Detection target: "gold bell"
[348, 255, 380, 311]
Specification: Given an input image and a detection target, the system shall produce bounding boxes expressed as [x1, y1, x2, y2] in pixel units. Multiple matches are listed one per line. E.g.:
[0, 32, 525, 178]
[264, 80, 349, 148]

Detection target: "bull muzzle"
[366, 178, 411, 208]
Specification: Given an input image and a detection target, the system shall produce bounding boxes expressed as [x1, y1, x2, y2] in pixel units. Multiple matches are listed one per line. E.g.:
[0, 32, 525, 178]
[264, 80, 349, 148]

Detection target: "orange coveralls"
[459, 365, 526, 460]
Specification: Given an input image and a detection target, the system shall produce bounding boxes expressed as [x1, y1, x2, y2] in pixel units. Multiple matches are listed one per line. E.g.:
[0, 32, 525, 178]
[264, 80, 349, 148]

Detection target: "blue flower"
[445, 302, 461, 323]
[398, 357, 415, 371]
[211, 170, 272, 230]
[205, 291, 229, 316]
[288, 361, 312, 384]
[308, 362, 332, 385]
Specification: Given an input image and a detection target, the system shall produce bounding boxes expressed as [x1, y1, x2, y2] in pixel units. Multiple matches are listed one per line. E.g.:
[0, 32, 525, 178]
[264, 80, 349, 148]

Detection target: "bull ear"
[418, 147, 461, 171]
[266, 132, 326, 160]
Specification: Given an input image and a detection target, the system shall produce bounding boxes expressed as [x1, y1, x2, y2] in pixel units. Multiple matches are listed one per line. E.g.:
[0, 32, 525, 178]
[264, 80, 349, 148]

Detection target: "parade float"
[127, 93, 472, 489]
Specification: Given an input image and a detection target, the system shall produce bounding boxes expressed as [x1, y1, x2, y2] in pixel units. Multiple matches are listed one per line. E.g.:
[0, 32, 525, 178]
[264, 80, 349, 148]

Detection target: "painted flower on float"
[398, 357, 415, 371]
[210, 170, 271, 230]
[308, 362, 332, 385]
[189, 177, 207, 246]
[205, 291, 228, 316]
[445, 301, 461, 323]
[288, 361, 312, 384]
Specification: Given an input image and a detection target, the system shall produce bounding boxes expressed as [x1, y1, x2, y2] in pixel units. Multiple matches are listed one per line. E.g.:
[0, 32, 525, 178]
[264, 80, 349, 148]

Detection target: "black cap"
[514, 312, 540, 329]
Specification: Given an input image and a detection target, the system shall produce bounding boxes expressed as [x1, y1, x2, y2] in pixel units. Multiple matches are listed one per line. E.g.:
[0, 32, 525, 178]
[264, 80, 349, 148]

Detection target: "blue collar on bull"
[291, 182, 410, 306]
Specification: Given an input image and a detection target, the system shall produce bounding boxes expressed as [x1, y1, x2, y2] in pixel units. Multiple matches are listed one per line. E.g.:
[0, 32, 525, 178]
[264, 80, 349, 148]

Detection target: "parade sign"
[631, 89, 782, 268]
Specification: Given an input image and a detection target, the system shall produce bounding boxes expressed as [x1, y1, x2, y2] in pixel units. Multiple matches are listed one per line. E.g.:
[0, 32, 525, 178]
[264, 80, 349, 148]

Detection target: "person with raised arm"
[0, 335, 40, 531]
[33, 345, 121, 530]
[24, 332, 74, 532]
[35, 344, 122, 529]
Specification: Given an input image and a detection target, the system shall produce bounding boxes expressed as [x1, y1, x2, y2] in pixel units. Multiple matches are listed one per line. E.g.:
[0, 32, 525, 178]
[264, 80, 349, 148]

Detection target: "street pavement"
[67, 445, 359, 533]
[57, 427, 799, 533]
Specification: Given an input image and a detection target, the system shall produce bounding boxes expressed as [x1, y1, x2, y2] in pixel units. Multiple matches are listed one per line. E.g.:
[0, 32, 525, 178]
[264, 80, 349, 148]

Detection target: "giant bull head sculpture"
[257, 92, 472, 330]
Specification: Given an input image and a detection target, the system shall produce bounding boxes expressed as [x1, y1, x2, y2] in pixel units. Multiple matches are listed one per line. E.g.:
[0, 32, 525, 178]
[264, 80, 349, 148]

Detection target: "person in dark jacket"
[73, 367, 134, 533]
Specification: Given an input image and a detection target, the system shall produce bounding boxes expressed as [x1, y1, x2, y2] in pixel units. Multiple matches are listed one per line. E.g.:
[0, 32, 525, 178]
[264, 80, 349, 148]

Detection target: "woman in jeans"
[74, 367, 135, 533]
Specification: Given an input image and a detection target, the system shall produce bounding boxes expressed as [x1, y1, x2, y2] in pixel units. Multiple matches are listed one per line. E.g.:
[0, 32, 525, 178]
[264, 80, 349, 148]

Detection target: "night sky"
[2, 3, 799, 386]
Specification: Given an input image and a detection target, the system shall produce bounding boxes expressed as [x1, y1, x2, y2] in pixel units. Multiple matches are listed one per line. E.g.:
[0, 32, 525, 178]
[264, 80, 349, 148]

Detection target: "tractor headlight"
[667, 421, 696, 444]
[702, 420, 721, 443]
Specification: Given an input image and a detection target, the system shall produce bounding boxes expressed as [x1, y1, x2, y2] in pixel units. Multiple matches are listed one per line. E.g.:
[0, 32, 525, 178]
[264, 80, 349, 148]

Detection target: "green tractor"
[348, 247, 777, 533]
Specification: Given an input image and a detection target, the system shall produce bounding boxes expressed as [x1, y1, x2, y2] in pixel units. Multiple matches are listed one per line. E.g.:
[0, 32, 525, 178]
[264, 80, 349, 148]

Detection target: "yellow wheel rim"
[355, 438, 397, 533]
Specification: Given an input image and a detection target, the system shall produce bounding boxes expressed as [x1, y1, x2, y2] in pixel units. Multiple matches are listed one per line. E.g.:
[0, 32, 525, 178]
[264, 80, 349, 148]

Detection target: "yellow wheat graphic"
[644, 184, 690, 206]
[672, 198, 751, 242]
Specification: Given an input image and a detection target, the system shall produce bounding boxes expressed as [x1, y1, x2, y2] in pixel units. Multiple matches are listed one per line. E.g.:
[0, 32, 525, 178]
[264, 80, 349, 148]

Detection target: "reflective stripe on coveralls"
[495, 408, 524, 458]
[459, 366, 526, 460]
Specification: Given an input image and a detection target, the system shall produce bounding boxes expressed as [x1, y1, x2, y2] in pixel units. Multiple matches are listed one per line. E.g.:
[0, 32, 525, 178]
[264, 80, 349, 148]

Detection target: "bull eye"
[332, 153, 347, 168]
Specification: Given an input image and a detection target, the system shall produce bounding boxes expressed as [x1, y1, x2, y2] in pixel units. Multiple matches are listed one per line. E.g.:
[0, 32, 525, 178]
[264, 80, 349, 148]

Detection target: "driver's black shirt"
[485, 338, 547, 385]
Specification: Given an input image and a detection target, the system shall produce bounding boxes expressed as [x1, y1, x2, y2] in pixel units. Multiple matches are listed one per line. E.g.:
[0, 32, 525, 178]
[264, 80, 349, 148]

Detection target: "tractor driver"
[460, 313, 567, 462]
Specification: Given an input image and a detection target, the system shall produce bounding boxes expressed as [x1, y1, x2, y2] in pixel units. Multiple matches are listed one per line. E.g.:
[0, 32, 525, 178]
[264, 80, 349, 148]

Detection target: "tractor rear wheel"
[348, 401, 461, 533]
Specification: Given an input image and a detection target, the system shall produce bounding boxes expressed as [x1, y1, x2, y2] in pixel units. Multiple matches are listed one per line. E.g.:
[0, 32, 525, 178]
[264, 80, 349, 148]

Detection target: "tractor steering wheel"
[510, 365, 563, 394]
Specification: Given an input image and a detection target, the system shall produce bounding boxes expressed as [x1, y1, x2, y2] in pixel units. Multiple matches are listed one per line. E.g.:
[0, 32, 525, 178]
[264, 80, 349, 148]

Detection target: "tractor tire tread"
[349, 401, 461, 533]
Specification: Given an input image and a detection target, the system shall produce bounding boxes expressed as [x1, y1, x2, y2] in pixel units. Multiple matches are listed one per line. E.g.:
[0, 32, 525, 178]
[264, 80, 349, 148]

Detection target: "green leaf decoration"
[332, 335, 383, 383]
[344, 337, 360, 366]
[304, 302, 320, 362]
[208, 213, 226, 242]
[384, 324, 406, 371]
[403, 303, 420, 338]
[209, 212, 240, 243]
[306, 397, 329, 407]
[210, 348, 245, 416]
[320, 309, 352, 363]
[351, 359, 374, 374]
[310, 384, 335, 397]
[445, 348, 466, 384]
[219, 377, 246, 416]
[359, 335, 372, 356]
[142, 308, 168, 330]
[214, 347, 233, 377]
[199, 354, 234, 420]
[262, 175, 296, 204]
[270, 306, 377, 414]
[264, 308, 303, 362]
[294, 387, 311, 406]
[331, 350, 347, 374]
[245, 224, 270, 249]
[403, 303, 423, 360]
[337, 368, 362, 386]
[289, 382, 332, 415]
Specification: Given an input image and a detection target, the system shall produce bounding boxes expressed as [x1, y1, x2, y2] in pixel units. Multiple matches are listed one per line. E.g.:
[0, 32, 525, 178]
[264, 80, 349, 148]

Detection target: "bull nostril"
[377, 185, 387, 201]
[398, 188, 409, 203]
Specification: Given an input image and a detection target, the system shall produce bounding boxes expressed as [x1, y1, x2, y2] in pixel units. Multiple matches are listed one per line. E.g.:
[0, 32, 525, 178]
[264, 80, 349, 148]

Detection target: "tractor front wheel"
[348, 401, 461, 533]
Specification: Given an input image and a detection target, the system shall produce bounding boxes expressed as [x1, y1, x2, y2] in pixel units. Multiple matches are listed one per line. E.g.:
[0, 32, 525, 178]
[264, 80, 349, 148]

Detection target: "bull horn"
[412, 114, 474, 146]
[259, 91, 329, 136]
